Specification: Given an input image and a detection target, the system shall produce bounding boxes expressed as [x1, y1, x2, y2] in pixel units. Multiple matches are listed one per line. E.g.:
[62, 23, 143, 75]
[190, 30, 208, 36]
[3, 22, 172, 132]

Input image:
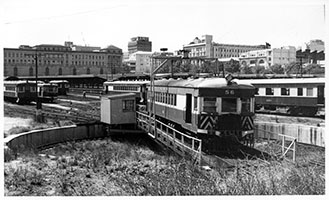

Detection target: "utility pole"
[25, 49, 42, 121]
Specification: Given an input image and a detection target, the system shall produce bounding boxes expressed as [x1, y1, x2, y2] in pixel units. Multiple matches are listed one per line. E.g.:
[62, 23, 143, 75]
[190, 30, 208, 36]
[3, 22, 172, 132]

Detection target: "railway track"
[256, 110, 325, 120]
[4, 98, 100, 124]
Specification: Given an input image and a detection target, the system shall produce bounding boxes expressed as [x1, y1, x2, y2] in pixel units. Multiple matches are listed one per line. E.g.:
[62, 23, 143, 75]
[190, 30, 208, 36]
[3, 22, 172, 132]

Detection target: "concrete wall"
[4, 123, 106, 151]
[255, 122, 325, 147]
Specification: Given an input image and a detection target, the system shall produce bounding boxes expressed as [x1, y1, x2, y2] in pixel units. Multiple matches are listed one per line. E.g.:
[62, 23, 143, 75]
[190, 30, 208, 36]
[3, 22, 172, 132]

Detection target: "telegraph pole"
[25, 49, 42, 121]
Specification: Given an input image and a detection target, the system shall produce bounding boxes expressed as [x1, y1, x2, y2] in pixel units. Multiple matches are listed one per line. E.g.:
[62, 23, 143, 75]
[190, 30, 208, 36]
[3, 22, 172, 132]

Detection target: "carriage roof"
[153, 77, 254, 89]
[234, 77, 325, 85]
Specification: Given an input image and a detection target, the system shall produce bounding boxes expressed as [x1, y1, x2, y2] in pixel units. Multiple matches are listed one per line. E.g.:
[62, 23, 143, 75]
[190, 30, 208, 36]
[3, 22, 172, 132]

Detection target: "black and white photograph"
[1, 0, 327, 197]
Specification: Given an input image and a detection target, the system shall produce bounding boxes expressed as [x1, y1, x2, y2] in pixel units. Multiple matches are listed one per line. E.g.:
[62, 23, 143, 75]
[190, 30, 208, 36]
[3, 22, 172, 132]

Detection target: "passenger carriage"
[4, 80, 37, 104]
[236, 78, 325, 116]
[49, 80, 69, 95]
[37, 82, 58, 102]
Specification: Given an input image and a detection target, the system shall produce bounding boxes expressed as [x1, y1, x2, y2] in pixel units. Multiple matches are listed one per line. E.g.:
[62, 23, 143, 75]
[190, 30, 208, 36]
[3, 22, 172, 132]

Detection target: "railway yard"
[4, 92, 326, 195]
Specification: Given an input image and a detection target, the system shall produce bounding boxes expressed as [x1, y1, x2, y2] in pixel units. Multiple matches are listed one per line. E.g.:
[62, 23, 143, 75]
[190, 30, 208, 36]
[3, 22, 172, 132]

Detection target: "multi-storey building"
[128, 37, 152, 56]
[183, 34, 270, 59]
[126, 51, 173, 74]
[3, 42, 123, 77]
[239, 46, 296, 68]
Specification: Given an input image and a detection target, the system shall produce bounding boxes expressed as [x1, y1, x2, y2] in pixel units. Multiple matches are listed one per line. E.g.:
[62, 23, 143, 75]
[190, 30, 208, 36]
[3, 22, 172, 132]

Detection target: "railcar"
[147, 76, 256, 153]
[49, 80, 69, 95]
[235, 78, 325, 116]
[37, 82, 58, 103]
[3, 80, 37, 104]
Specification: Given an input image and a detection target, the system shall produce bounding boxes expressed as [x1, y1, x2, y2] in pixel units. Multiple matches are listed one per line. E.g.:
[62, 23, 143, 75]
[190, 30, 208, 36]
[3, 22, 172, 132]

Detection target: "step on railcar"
[4, 80, 37, 104]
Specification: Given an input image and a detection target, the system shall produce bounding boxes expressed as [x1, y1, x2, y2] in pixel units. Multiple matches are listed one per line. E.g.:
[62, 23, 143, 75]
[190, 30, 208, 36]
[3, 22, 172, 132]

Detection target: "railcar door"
[317, 85, 324, 105]
[185, 94, 192, 123]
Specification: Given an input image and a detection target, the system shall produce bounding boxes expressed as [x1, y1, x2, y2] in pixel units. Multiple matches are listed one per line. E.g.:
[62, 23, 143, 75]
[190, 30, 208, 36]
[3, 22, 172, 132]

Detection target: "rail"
[136, 111, 202, 165]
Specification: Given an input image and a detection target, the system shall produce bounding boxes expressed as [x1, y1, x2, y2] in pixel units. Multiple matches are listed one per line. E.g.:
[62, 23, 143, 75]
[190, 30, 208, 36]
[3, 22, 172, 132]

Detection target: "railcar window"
[222, 98, 237, 113]
[306, 88, 313, 96]
[5, 86, 16, 91]
[265, 88, 274, 95]
[281, 88, 290, 96]
[203, 97, 217, 113]
[297, 88, 303, 96]
[194, 97, 198, 111]
[123, 100, 134, 112]
[241, 98, 251, 113]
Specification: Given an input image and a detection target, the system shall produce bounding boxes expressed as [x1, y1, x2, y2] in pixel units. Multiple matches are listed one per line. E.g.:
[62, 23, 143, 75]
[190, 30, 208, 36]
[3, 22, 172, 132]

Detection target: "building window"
[266, 88, 274, 95]
[73, 68, 77, 75]
[87, 68, 90, 74]
[58, 68, 62, 75]
[45, 67, 49, 75]
[100, 68, 104, 74]
[29, 67, 33, 76]
[123, 100, 134, 112]
[281, 88, 290, 96]
[297, 88, 303, 96]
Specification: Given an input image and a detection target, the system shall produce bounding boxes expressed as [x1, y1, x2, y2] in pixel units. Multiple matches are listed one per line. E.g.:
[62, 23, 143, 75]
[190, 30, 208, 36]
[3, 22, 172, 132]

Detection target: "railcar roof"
[234, 77, 325, 85]
[154, 77, 254, 88]
[4, 80, 37, 85]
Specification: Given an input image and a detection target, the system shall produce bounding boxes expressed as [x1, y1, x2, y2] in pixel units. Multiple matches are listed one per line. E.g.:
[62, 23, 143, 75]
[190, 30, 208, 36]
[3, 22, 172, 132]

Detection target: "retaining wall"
[4, 123, 106, 151]
[255, 122, 325, 147]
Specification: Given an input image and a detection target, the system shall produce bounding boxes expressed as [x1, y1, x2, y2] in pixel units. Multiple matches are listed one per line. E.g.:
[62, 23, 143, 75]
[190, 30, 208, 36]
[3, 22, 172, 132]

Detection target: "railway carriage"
[4, 80, 37, 104]
[37, 82, 58, 102]
[236, 78, 325, 116]
[49, 80, 69, 95]
[147, 76, 256, 153]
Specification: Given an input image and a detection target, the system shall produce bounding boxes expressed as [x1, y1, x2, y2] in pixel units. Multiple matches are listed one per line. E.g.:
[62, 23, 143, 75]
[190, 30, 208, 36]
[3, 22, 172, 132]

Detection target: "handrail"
[136, 111, 202, 165]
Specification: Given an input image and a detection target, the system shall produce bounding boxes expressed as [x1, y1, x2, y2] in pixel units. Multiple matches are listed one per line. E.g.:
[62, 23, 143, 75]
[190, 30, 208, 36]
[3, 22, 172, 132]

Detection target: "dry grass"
[4, 138, 325, 196]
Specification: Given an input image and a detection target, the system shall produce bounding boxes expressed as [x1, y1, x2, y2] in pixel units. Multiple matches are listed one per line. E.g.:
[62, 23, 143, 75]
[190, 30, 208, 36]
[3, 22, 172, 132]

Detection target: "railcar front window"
[222, 98, 237, 113]
[266, 88, 274, 95]
[203, 97, 216, 113]
[241, 98, 251, 113]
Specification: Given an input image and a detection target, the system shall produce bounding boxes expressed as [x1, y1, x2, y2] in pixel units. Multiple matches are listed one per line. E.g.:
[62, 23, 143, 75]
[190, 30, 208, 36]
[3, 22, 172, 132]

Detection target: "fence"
[255, 122, 325, 147]
[4, 123, 106, 151]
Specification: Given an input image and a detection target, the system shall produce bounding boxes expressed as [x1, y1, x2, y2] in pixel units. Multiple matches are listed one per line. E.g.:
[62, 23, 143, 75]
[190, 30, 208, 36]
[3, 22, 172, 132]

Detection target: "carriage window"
[241, 98, 251, 113]
[265, 88, 274, 95]
[222, 98, 237, 113]
[281, 88, 290, 96]
[297, 88, 303, 96]
[203, 97, 217, 113]
[30, 86, 36, 92]
[123, 100, 134, 112]
[18, 86, 25, 92]
[306, 88, 313, 96]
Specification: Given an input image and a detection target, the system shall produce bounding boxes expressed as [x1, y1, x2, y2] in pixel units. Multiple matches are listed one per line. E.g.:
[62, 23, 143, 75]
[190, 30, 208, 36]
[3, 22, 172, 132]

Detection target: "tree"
[252, 65, 265, 74]
[224, 59, 240, 74]
[269, 64, 284, 74]
[240, 65, 253, 74]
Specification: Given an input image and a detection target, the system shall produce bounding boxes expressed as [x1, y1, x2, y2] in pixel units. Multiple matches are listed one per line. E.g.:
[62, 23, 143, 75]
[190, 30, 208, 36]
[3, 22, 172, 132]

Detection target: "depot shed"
[101, 93, 136, 125]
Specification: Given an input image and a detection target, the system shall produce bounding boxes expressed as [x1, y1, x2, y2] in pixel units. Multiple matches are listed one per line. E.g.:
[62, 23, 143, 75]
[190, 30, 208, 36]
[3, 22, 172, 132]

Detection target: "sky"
[1, 0, 327, 52]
